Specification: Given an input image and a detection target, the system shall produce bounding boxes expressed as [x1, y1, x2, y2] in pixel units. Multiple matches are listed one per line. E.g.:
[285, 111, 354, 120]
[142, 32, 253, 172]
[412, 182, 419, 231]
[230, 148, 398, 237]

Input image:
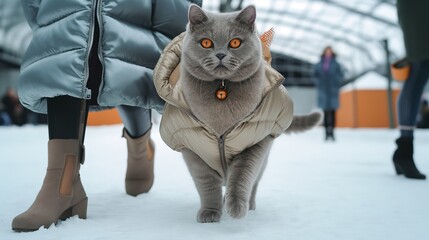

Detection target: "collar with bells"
[216, 79, 227, 100]
[214, 28, 275, 101]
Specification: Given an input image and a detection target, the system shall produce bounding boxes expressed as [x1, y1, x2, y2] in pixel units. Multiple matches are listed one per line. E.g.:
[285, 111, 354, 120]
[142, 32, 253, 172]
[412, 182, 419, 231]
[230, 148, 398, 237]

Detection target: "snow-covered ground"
[1, 124, 428, 240]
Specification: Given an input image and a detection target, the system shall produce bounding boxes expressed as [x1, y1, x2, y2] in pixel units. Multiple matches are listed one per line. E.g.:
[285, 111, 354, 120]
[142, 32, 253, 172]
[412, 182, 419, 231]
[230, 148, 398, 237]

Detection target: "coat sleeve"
[189, 0, 203, 5]
[20, 0, 41, 30]
[152, 0, 202, 40]
[153, 33, 185, 103]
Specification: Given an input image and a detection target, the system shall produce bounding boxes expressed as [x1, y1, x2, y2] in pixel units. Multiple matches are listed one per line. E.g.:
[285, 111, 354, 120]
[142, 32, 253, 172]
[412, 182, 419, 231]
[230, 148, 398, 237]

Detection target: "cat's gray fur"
[181, 4, 264, 136]
[180, 4, 321, 223]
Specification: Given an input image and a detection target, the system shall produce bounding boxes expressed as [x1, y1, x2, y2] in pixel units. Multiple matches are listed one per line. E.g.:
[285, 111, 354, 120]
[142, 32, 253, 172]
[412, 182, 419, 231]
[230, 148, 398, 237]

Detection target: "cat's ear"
[235, 5, 256, 30]
[188, 4, 208, 28]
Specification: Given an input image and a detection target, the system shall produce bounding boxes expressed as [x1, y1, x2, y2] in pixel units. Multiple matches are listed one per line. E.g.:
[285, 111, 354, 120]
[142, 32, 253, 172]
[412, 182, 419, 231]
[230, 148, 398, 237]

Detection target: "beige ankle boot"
[12, 139, 87, 232]
[123, 128, 155, 196]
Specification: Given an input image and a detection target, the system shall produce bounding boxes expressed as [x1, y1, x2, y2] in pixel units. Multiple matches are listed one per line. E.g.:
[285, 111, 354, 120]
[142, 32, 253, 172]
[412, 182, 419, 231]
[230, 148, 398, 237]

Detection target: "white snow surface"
[1, 124, 428, 240]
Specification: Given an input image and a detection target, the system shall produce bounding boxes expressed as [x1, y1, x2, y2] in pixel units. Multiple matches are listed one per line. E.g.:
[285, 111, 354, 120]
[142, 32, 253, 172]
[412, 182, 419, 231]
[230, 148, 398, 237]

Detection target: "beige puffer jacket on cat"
[154, 33, 293, 178]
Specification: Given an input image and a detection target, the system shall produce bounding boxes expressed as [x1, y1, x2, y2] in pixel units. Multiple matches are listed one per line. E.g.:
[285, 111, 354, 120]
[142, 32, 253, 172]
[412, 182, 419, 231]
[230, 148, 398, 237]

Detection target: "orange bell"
[216, 89, 227, 100]
[216, 80, 227, 100]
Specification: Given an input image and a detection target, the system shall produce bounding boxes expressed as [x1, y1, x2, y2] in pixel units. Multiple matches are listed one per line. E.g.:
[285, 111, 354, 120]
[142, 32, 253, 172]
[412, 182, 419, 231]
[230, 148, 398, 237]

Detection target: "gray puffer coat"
[0, 0, 32, 66]
[18, 0, 201, 113]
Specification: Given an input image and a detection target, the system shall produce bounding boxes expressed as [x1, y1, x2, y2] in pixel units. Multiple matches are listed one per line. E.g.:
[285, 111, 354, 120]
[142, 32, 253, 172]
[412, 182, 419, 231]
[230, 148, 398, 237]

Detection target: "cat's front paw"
[224, 194, 249, 219]
[197, 208, 222, 223]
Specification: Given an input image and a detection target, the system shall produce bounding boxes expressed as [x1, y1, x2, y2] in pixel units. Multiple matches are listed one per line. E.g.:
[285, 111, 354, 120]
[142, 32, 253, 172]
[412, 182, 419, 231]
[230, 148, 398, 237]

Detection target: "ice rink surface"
[1, 124, 428, 240]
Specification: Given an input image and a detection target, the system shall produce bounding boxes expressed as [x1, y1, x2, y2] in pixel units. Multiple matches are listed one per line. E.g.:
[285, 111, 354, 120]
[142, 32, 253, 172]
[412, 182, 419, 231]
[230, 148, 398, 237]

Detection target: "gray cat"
[154, 4, 322, 223]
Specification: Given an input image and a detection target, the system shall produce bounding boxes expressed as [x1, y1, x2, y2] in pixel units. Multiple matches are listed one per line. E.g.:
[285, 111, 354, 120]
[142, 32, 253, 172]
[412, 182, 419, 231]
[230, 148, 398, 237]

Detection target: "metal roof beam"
[258, 16, 375, 61]
[272, 38, 356, 63]
[257, 8, 380, 43]
[309, 0, 397, 27]
[272, 43, 322, 62]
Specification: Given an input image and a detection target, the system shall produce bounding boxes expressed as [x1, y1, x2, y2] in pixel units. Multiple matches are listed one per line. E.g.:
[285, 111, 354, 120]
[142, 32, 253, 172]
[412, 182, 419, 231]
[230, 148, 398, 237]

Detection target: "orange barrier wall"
[87, 90, 400, 128]
[87, 108, 122, 126]
[337, 89, 400, 128]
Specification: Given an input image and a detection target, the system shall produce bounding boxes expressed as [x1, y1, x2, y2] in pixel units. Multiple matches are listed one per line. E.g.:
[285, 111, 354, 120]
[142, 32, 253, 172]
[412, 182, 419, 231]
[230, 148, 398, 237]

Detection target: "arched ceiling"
[203, 0, 403, 79]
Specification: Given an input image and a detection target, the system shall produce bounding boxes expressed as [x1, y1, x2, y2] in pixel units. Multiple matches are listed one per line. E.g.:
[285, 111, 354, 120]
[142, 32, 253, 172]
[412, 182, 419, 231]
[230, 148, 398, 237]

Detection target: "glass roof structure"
[202, 0, 403, 82]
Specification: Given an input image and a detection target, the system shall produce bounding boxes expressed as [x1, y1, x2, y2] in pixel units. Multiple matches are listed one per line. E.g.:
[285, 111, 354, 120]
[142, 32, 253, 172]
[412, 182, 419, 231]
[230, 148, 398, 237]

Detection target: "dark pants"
[323, 109, 336, 138]
[397, 59, 429, 137]
[47, 96, 152, 141]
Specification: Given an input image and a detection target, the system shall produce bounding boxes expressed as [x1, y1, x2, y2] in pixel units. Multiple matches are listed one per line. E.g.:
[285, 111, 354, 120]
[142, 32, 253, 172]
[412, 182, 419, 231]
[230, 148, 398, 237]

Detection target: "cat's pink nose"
[216, 53, 226, 60]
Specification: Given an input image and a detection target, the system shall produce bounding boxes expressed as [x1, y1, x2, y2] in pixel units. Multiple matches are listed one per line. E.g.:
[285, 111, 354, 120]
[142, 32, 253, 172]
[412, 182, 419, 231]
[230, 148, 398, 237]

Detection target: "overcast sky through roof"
[202, 0, 404, 79]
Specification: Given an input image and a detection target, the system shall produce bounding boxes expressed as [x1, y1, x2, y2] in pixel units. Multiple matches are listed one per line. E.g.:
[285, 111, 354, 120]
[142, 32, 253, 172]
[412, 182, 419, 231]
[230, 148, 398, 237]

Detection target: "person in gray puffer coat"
[12, 0, 202, 232]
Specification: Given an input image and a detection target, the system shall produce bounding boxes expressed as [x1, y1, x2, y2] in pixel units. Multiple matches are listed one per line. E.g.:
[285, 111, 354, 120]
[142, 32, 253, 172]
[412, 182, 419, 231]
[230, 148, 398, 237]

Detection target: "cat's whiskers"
[229, 57, 239, 67]
[203, 58, 215, 69]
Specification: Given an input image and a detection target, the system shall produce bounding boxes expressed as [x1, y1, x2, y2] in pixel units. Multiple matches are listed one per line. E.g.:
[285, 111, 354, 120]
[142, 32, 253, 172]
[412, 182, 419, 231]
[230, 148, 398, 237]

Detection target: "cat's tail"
[285, 110, 323, 134]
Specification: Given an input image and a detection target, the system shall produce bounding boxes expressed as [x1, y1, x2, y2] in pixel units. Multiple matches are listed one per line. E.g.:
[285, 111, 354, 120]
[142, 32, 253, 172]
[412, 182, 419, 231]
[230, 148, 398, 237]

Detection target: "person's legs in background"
[330, 110, 336, 140]
[393, 59, 429, 180]
[117, 105, 155, 196]
[12, 96, 88, 231]
[323, 110, 330, 141]
[324, 110, 335, 141]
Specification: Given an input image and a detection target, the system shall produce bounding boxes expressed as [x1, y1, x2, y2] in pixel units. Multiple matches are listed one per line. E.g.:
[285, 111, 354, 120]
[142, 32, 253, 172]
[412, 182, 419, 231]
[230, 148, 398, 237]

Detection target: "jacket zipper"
[218, 135, 227, 183]
[82, 0, 98, 99]
[95, 0, 104, 103]
[214, 78, 284, 182]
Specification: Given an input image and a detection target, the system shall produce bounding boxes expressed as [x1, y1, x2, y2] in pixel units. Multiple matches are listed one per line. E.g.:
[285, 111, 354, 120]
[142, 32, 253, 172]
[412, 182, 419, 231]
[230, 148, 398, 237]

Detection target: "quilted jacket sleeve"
[152, 0, 202, 39]
[20, 0, 41, 30]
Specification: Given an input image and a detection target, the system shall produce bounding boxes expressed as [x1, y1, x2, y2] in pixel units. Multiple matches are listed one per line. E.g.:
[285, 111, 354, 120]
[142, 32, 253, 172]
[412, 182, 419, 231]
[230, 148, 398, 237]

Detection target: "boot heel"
[59, 198, 88, 220]
[72, 198, 88, 219]
[394, 162, 403, 175]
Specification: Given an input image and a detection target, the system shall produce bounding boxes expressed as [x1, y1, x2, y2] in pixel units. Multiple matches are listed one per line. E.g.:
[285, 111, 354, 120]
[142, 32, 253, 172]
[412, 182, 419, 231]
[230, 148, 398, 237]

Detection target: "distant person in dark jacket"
[313, 46, 343, 141]
[12, 0, 202, 232]
[392, 0, 429, 180]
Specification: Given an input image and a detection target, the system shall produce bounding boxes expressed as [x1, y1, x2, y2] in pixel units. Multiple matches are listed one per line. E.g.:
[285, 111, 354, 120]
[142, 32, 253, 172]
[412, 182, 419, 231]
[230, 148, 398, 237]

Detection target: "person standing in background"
[313, 46, 343, 141]
[392, 0, 429, 180]
[2, 88, 27, 126]
[12, 0, 202, 232]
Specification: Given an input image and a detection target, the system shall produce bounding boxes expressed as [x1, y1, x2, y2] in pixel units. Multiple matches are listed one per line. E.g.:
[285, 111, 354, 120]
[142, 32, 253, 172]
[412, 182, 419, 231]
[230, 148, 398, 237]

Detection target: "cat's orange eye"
[229, 38, 241, 48]
[200, 38, 213, 48]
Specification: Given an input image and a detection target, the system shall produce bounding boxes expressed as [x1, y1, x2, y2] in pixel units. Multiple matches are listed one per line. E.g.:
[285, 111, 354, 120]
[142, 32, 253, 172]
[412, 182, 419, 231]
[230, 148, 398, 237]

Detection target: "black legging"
[47, 96, 152, 141]
[47, 96, 88, 140]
